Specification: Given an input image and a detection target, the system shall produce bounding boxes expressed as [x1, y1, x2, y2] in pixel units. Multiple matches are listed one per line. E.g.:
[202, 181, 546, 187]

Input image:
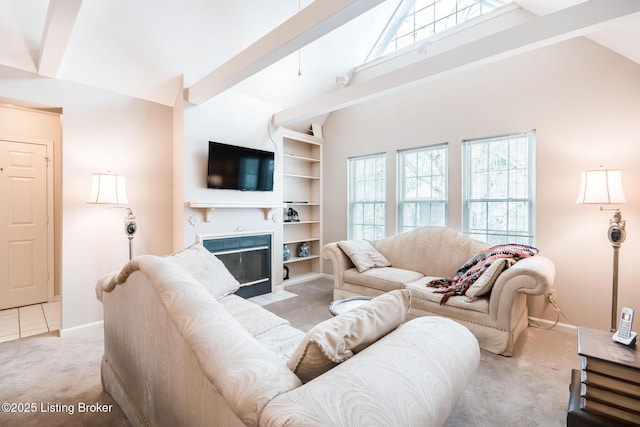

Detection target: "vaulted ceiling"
[1, 0, 639, 125]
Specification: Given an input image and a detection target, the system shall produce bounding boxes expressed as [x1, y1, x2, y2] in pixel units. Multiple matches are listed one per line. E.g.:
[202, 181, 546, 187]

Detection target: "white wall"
[0, 68, 174, 329]
[322, 38, 640, 330]
[181, 90, 286, 287]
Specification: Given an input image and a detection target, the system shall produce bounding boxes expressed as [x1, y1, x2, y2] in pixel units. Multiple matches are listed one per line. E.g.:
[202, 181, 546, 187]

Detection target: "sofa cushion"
[165, 242, 240, 299]
[406, 278, 489, 314]
[465, 258, 515, 301]
[287, 289, 410, 383]
[344, 267, 424, 293]
[219, 294, 290, 338]
[256, 324, 305, 363]
[337, 239, 391, 273]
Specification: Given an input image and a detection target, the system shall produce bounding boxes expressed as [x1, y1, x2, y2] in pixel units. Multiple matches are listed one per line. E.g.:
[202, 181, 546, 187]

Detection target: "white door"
[0, 140, 50, 310]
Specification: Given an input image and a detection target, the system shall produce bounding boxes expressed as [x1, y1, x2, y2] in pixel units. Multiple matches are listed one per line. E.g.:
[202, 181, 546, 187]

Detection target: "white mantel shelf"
[189, 201, 286, 222]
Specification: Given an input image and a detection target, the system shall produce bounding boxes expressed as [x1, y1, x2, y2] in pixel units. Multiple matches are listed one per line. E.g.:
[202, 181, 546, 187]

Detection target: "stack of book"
[569, 327, 640, 425]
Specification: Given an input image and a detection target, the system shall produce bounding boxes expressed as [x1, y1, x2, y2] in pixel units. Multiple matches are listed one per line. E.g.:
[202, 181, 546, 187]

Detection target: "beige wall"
[322, 38, 640, 330]
[172, 77, 185, 251]
[0, 69, 174, 329]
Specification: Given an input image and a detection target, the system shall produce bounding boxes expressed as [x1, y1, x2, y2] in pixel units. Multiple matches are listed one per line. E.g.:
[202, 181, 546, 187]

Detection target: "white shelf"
[283, 173, 320, 180]
[284, 254, 320, 264]
[282, 128, 323, 145]
[283, 272, 323, 286]
[284, 237, 320, 245]
[284, 153, 320, 163]
[284, 202, 320, 206]
[284, 220, 320, 225]
[189, 201, 286, 222]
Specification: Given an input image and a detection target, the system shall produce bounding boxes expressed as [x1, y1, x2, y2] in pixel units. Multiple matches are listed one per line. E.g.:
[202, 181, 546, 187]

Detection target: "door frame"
[0, 135, 55, 303]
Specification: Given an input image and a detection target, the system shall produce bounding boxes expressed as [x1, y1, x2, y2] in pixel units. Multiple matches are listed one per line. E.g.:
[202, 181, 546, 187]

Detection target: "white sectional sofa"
[323, 226, 556, 356]
[95, 243, 480, 427]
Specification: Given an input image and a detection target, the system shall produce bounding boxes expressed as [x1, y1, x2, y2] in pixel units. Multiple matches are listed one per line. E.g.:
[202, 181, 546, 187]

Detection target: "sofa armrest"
[259, 316, 480, 427]
[322, 242, 354, 290]
[489, 255, 556, 322]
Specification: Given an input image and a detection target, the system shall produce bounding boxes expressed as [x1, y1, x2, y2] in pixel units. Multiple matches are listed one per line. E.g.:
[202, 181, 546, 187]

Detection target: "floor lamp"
[87, 173, 137, 260]
[576, 167, 627, 332]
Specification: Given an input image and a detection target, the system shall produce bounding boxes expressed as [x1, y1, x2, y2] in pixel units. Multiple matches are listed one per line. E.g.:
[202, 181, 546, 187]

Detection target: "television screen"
[207, 141, 274, 191]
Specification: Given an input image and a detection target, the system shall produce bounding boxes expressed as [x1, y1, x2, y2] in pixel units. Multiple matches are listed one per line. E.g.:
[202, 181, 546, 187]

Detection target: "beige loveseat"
[95, 243, 480, 427]
[323, 227, 556, 356]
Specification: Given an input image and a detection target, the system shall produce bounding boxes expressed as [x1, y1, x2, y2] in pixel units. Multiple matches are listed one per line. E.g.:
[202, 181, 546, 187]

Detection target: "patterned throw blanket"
[427, 244, 539, 304]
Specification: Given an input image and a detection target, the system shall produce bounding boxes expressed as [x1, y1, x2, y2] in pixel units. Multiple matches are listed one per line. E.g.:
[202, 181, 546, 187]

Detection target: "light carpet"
[0, 278, 578, 426]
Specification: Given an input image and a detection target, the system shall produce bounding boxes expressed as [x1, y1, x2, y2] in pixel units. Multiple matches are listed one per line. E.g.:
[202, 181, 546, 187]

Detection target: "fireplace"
[198, 232, 272, 298]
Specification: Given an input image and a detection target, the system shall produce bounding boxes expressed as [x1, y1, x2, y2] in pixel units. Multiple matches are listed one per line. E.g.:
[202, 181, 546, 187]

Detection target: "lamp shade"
[576, 169, 626, 205]
[87, 173, 129, 205]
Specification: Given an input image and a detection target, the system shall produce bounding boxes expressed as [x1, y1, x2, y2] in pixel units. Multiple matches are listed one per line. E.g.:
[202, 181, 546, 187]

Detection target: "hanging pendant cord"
[298, 0, 302, 76]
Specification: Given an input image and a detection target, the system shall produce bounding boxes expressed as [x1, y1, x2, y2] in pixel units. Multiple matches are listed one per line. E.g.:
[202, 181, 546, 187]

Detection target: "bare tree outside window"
[348, 153, 386, 240]
[463, 132, 535, 245]
[398, 144, 448, 233]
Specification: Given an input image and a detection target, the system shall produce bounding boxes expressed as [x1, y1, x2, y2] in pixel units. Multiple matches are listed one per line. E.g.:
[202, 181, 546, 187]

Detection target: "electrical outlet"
[546, 289, 556, 303]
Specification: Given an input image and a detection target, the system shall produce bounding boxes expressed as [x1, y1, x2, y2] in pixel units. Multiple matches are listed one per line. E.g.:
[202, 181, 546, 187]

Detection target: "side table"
[328, 296, 373, 316]
[567, 326, 640, 426]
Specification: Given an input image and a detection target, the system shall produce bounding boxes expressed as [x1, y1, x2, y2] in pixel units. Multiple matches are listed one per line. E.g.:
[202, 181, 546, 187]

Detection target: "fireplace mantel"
[189, 201, 286, 222]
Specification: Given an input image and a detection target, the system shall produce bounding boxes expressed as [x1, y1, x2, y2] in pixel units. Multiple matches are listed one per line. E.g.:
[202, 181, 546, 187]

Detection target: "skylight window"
[368, 0, 508, 61]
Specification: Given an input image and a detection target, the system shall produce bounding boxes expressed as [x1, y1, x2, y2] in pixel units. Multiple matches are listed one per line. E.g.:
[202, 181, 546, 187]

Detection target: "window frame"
[367, 0, 508, 61]
[462, 131, 536, 245]
[347, 152, 387, 240]
[397, 143, 448, 233]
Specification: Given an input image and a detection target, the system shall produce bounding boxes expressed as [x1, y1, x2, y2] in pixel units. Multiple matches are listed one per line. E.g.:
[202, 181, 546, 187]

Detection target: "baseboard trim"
[60, 320, 104, 337]
[528, 316, 576, 333]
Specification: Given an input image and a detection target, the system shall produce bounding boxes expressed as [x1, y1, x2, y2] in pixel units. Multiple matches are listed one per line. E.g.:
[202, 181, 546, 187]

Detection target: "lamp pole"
[607, 209, 626, 332]
[124, 208, 137, 260]
[611, 244, 620, 332]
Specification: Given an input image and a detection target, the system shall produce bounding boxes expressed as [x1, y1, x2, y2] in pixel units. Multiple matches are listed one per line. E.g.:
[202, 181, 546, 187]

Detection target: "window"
[348, 153, 386, 240]
[398, 144, 448, 233]
[368, 0, 507, 61]
[463, 132, 535, 245]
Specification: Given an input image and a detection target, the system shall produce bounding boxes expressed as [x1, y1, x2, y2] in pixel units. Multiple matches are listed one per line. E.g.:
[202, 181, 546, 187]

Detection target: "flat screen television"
[207, 141, 274, 191]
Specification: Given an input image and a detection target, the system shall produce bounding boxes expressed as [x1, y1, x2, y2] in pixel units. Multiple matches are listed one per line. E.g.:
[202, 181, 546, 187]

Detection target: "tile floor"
[247, 289, 297, 306]
[0, 301, 61, 343]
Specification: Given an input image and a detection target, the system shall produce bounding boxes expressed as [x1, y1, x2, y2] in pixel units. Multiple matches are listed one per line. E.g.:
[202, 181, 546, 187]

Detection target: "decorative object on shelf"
[576, 166, 627, 332]
[283, 265, 290, 280]
[283, 244, 291, 261]
[87, 172, 137, 260]
[297, 241, 310, 258]
[285, 207, 300, 222]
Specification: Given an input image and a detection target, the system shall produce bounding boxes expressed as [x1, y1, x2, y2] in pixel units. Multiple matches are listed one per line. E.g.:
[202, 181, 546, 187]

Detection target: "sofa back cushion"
[373, 227, 488, 278]
[165, 242, 240, 299]
[337, 239, 391, 272]
[287, 289, 410, 383]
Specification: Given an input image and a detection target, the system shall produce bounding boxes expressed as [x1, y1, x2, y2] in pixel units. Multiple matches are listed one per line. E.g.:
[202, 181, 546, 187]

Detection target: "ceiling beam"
[184, 0, 386, 105]
[272, 0, 640, 127]
[38, 0, 83, 78]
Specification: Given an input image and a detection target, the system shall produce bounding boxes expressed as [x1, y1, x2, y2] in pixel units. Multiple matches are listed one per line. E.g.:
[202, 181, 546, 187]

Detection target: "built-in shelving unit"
[282, 128, 323, 285]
